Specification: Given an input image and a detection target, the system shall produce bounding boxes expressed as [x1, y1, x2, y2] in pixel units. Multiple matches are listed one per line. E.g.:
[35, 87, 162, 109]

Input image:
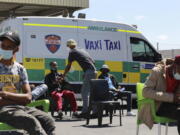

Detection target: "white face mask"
[173, 72, 180, 80]
[0, 48, 13, 60]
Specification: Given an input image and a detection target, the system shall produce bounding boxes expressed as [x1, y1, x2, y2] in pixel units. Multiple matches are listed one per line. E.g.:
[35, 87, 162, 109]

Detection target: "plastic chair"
[136, 83, 176, 135]
[0, 99, 50, 131]
[86, 79, 122, 126]
[27, 99, 50, 112]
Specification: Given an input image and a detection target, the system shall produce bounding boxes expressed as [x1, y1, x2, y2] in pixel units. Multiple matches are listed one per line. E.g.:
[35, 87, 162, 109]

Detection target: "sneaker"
[126, 111, 136, 116]
[58, 110, 63, 119]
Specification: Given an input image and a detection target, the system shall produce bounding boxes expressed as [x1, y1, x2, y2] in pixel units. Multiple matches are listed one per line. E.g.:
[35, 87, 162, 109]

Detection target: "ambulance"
[0, 17, 162, 92]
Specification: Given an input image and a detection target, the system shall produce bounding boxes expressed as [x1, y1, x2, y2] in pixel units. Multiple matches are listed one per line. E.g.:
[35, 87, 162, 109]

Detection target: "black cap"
[0, 31, 20, 46]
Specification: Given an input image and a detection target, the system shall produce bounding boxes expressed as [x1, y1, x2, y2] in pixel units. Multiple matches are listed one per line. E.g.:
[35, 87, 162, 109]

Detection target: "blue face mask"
[173, 72, 180, 80]
[0, 48, 13, 60]
[50, 67, 57, 71]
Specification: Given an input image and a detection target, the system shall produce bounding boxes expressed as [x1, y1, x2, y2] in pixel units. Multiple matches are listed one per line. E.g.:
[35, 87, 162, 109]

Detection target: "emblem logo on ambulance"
[45, 35, 61, 53]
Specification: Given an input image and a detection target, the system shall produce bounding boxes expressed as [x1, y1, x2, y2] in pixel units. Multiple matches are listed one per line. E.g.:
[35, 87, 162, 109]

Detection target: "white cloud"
[157, 35, 169, 41]
[134, 15, 145, 21]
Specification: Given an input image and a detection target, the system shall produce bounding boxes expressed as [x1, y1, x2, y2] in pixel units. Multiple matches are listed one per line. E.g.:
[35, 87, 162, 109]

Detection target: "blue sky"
[74, 0, 180, 50]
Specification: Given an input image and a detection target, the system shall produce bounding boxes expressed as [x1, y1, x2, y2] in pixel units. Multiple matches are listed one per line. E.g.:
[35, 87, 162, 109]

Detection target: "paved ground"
[0, 109, 178, 135]
[54, 109, 178, 135]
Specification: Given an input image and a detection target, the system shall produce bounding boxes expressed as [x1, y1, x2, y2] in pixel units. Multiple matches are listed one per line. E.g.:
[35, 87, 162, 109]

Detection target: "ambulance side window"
[131, 37, 157, 62]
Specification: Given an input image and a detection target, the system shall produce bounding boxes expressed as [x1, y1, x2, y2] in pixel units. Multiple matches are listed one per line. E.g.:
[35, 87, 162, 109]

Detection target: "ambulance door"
[125, 35, 162, 85]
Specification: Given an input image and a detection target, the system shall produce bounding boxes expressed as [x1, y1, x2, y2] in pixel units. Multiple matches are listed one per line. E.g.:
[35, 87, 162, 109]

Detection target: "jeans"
[118, 91, 132, 112]
[81, 69, 96, 113]
[32, 84, 48, 100]
[0, 105, 55, 135]
[111, 90, 132, 112]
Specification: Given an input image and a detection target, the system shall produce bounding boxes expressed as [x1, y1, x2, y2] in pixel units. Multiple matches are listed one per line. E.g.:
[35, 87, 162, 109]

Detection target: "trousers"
[51, 90, 77, 112]
[156, 102, 180, 135]
[0, 105, 55, 135]
[81, 70, 96, 113]
[32, 84, 48, 100]
[117, 91, 132, 112]
[109, 89, 132, 112]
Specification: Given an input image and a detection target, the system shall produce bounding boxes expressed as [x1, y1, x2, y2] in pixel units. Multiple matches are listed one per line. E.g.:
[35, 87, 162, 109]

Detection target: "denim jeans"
[32, 84, 48, 100]
[81, 70, 96, 113]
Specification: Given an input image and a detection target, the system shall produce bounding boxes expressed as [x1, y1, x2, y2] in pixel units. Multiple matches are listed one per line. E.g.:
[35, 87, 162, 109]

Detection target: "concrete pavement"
[54, 110, 178, 135]
[0, 109, 178, 135]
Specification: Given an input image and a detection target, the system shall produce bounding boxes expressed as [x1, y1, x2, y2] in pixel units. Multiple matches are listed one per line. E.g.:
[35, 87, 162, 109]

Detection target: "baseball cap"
[0, 31, 20, 46]
[100, 64, 110, 72]
[66, 39, 77, 47]
[174, 55, 180, 65]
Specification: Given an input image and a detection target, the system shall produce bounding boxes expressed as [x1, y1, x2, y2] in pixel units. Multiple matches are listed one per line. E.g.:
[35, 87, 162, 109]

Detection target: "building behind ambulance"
[0, 0, 162, 93]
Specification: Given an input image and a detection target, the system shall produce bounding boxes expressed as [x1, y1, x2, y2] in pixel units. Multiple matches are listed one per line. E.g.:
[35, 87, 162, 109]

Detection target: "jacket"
[44, 72, 73, 94]
[138, 62, 180, 129]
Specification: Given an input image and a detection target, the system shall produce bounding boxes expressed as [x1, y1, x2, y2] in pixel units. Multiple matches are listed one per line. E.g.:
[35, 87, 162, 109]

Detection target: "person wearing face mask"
[44, 61, 78, 119]
[0, 31, 56, 135]
[138, 56, 180, 134]
[98, 64, 135, 116]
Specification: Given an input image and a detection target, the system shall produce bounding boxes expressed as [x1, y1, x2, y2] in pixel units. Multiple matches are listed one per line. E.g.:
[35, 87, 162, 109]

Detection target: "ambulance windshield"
[131, 37, 161, 62]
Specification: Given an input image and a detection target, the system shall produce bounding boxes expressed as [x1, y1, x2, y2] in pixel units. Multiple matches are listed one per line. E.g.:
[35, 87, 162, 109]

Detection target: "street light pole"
[157, 42, 159, 50]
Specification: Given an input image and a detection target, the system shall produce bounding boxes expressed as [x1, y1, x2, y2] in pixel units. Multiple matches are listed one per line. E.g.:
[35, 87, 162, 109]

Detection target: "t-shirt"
[68, 48, 96, 72]
[0, 62, 29, 93]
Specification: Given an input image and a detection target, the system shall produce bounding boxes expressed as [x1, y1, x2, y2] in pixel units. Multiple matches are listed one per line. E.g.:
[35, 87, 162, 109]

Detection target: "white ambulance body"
[0, 17, 162, 89]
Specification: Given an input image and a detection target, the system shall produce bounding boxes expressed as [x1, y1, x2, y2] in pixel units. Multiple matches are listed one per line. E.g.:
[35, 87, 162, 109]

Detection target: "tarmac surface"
[54, 109, 178, 135]
[0, 109, 178, 135]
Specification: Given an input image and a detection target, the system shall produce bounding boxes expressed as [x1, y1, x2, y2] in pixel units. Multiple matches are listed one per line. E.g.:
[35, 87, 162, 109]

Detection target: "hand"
[57, 76, 64, 82]
[173, 93, 180, 103]
[114, 88, 119, 92]
[62, 74, 66, 78]
[53, 80, 59, 84]
[55, 88, 61, 92]
[0, 91, 7, 98]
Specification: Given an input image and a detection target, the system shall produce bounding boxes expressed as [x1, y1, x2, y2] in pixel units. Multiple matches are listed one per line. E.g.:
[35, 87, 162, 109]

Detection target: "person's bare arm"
[0, 83, 32, 106]
[63, 61, 72, 77]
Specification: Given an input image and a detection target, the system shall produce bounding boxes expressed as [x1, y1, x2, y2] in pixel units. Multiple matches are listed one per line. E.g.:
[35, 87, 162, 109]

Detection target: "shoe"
[72, 112, 79, 117]
[76, 112, 88, 118]
[58, 110, 63, 119]
[126, 111, 136, 116]
[90, 113, 98, 118]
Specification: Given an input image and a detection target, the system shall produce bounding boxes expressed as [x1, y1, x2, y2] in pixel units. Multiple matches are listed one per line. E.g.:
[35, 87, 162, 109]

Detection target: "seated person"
[139, 56, 180, 133]
[98, 64, 135, 116]
[45, 61, 78, 118]
[30, 84, 48, 100]
[0, 31, 55, 135]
